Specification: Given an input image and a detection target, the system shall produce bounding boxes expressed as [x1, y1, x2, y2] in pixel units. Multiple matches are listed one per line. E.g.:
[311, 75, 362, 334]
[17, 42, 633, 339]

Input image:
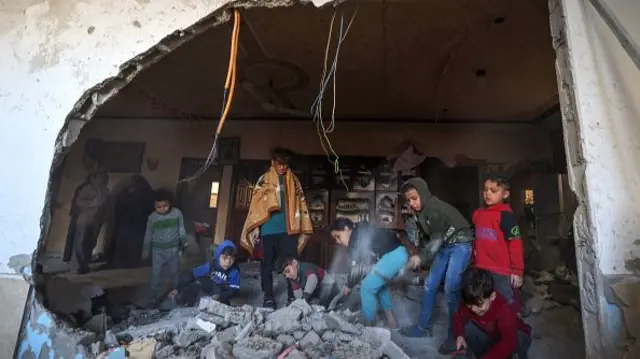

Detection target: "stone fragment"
[309, 314, 329, 334]
[202, 341, 235, 359]
[289, 299, 313, 317]
[233, 336, 283, 359]
[383, 340, 411, 359]
[267, 306, 303, 322]
[287, 349, 308, 359]
[276, 334, 296, 347]
[173, 329, 207, 347]
[332, 339, 375, 359]
[299, 330, 322, 349]
[337, 332, 354, 342]
[526, 293, 546, 314]
[293, 331, 305, 340]
[325, 312, 362, 335]
[301, 322, 312, 331]
[212, 325, 239, 345]
[321, 331, 335, 342]
[234, 322, 253, 341]
[199, 297, 253, 326]
[311, 304, 326, 313]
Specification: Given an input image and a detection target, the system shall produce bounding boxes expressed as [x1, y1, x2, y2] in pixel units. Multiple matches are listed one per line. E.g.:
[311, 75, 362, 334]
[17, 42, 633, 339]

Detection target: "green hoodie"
[404, 177, 473, 249]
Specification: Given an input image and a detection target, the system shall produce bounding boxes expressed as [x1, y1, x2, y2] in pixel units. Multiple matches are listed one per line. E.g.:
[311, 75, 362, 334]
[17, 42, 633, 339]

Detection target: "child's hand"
[167, 289, 178, 299]
[510, 274, 523, 288]
[211, 294, 220, 301]
[408, 255, 422, 270]
[455, 336, 467, 350]
[343, 286, 351, 296]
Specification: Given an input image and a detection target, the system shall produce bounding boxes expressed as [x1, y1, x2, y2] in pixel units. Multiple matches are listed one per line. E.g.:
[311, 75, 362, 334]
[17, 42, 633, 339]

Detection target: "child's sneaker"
[398, 324, 433, 337]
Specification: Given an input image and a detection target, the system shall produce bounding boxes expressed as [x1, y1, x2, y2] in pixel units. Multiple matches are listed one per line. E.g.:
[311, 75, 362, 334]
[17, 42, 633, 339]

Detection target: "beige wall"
[45, 118, 552, 254]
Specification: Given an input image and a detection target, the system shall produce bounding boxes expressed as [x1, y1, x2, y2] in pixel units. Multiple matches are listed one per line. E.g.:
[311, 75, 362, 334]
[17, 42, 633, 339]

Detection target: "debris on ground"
[521, 266, 581, 315]
[75, 297, 407, 358]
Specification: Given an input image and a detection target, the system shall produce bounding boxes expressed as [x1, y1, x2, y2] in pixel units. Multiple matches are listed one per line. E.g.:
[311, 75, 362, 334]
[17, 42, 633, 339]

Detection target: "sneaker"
[398, 324, 433, 338]
[263, 297, 276, 310]
[438, 340, 457, 355]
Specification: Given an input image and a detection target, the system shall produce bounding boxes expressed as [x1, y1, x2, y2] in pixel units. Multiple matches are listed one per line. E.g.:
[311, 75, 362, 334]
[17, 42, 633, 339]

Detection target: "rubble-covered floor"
[54, 261, 585, 358]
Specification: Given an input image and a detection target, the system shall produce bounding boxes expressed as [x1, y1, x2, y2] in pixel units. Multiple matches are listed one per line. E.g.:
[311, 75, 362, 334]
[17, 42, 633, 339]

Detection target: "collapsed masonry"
[85, 298, 409, 359]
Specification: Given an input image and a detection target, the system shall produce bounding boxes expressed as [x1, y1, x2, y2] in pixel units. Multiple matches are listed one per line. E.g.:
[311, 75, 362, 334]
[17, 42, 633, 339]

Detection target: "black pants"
[261, 233, 298, 299]
[178, 277, 231, 306]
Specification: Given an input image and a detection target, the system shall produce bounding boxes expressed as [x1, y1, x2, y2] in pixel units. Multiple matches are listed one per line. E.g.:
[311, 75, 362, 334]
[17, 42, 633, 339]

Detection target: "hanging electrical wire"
[179, 9, 241, 183]
[310, 6, 359, 191]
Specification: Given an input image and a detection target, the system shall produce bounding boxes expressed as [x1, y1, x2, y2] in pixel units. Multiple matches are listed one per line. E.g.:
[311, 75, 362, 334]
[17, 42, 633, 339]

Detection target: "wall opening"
[25, 1, 587, 358]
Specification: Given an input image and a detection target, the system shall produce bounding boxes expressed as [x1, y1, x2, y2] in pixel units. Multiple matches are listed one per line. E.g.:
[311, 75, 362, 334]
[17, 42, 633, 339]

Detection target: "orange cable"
[217, 9, 240, 135]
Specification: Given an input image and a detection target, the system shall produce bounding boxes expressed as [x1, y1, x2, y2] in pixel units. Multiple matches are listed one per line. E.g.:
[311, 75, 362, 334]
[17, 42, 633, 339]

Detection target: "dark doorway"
[177, 158, 223, 261]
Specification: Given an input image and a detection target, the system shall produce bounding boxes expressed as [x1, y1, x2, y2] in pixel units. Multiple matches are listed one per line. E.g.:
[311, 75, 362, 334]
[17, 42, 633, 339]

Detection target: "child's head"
[461, 268, 497, 316]
[271, 147, 295, 175]
[279, 257, 299, 280]
[218, 245, 237, 270]
[153, 189, 173, 215]
[483, 174, 510, 206]
[329, 218, 355, 247]
[402, 182, 422, 212]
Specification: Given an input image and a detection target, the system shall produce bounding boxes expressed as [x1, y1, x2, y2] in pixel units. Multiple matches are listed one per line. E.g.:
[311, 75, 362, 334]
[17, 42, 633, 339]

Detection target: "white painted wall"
[0, 0, 231, 274]
[567, 0, 640, 275]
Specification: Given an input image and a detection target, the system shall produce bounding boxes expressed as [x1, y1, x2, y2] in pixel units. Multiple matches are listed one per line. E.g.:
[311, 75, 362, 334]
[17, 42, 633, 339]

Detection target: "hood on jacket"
[404, 177, 433, 213]
[214, 239, 237, 269]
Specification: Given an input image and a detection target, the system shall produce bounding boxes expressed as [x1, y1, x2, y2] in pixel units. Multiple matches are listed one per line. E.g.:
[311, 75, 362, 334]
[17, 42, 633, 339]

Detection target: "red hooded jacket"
[472, 203, 524, 276]
[453, 293, 531, 359]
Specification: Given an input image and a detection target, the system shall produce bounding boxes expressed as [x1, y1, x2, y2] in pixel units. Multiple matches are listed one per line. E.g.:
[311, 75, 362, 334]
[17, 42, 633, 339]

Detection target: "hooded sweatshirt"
[403, 178, 473, 249]
[346, 224, 402, 288]
[453, 293, 531, 359]
[191, 240, 240, 301]
[472, 203, 524, 277]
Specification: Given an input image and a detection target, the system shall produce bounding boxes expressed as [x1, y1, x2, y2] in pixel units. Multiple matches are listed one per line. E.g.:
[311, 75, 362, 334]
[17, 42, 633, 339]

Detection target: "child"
[172, 240, 240, 306]
[143, 189, 188, 308]
[454, 268, 531, 359]
[279, 257, 338, 306]
[399, 177, 474, 356]
[329, 218, 408, 328]
[472, 174, 524, 310]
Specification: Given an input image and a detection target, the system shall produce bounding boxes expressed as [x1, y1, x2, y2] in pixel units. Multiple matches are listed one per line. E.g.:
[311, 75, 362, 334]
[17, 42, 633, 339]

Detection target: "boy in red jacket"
[454, 268, 531, 359]
[472, 175, 524, 309]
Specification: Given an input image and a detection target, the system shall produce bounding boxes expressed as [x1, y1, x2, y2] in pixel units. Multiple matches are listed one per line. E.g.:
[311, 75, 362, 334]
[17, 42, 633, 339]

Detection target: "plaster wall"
[550, 0, 640, 357]
[44, 118, 552, 254]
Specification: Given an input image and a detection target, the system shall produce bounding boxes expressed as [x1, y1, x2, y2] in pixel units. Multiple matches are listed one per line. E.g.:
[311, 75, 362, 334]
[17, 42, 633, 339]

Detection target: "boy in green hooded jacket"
[399, 177, 474, 355]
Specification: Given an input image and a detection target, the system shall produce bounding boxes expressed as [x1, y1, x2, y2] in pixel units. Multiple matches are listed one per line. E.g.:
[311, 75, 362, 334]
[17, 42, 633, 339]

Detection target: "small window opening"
[210, 181, 220, 208]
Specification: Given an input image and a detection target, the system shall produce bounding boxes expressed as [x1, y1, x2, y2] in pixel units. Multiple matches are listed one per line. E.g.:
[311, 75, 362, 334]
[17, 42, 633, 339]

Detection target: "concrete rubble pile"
[88, 298, 409, 359]
[521, 265, 581, 315]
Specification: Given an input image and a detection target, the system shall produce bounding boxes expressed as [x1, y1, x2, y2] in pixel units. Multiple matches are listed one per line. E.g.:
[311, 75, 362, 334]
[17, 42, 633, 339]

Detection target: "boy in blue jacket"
[170, 240, 240, 306]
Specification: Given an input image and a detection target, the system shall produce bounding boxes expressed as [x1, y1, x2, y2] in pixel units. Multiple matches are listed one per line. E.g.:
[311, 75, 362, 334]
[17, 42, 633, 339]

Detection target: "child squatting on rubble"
[329, 218, 408, 328]
[453, 268, 531, 359]
[399, 177, 475, 356]
[170, 240, 240, 306]
[472, 174, 525, 311]
[143, 189, 188, 308]
[279, 257, 338, 307]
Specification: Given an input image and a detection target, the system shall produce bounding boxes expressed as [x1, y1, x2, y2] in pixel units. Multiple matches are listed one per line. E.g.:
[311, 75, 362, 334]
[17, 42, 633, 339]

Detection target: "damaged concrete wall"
[551, 0, 640, 357]
[43, 117, 552, 255]
[0, 0, 241, 356]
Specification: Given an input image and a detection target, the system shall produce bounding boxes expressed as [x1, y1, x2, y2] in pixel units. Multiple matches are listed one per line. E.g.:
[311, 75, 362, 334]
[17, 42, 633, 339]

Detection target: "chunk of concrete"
[173, 329, 208, 347]
[321, 331, 335, 342]
[199, 298, 254, 326]
[293, 331, 305, 340]
[299, 330, 322, 349]
[308, 314, 329, 334]
[289, 299, 313, 317]
[276, 334, 296, 347]
[325, 312, 362, 335]
[232, 336, 284, 359]
[383, 340, 411, 359]
[287, 349, 308, 359]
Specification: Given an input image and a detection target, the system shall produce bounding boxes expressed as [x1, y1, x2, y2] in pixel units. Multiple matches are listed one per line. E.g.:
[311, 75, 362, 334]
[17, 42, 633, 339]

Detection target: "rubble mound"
[99, 297, 407, 358]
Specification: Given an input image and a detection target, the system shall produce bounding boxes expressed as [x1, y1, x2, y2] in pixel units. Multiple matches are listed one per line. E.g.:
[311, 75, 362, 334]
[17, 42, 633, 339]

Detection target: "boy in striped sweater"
[143, 189, 188, 308]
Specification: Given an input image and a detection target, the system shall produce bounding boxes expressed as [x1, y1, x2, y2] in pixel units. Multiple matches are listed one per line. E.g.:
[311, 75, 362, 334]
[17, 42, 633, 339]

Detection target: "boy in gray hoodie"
[399, 177, 474, 355]
[143, 189, 188, 307]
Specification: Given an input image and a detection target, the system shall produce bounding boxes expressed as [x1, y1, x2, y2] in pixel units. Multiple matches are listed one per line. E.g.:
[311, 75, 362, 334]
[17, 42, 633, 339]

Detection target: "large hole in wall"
[29, 1, 585, 357]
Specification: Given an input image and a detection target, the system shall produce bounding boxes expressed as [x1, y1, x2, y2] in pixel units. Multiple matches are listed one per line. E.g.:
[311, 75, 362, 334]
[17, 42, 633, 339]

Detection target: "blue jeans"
[418, 242, 472, 341]
[491, 272, 516, 306]
[464, 322, 531, 358]
[360, 246, 409, 321]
